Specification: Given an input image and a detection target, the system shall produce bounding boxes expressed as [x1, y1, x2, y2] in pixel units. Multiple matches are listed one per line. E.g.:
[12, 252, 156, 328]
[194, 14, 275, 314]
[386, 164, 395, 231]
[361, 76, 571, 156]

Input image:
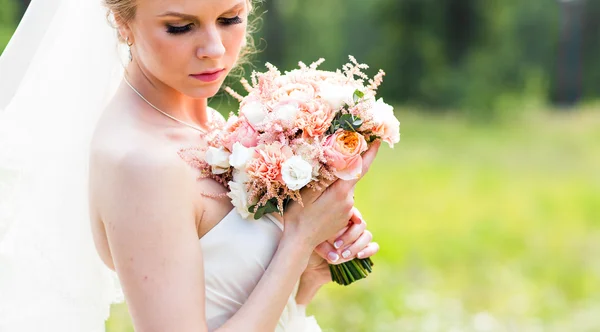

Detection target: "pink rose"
[271, 82, 317, 104]
[246, 142, 294, 184]
[223, 116, 259, 152]
[324, 130, 368, 180]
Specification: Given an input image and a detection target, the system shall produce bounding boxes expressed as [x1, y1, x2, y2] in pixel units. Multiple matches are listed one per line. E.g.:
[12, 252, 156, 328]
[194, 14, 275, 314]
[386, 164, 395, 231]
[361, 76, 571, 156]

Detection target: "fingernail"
[334, 240, 343, 249]
[342, 250, 351, 259]
[357, 251, 364, 259]
[328, 252, 339, 262]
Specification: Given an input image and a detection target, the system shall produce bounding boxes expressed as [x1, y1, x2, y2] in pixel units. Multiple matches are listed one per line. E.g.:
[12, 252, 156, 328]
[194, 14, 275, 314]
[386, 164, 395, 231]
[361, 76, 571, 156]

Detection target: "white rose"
[205, 147, 231, 174]
[318, 83, 356, 110]
[227, 181, 252, 219]
[281, 156, 313, 190]
[229, 142, 254, 170]
[232, 169, 250, 184]
[241, 101, 268, 127]
[273, 103, 300, 125]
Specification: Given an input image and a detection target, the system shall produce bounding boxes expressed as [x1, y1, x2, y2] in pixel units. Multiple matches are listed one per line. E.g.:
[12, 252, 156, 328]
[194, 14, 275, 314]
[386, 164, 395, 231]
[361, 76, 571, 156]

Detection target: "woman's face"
[126, 0, 249, 98]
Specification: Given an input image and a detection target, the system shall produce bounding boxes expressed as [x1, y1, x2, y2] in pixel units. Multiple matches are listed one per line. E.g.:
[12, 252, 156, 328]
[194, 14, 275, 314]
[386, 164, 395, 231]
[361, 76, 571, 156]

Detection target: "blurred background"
[2, 0, 600, 331]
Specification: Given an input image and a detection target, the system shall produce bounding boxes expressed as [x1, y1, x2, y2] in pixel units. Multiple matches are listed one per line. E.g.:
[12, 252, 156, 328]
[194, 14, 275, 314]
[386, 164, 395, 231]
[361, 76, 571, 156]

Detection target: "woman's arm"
[101, 151, 208, 332]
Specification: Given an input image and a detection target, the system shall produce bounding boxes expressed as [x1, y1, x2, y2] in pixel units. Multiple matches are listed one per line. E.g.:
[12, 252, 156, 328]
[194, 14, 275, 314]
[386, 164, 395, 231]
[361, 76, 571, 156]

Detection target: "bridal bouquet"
[181, 56, 399, 285]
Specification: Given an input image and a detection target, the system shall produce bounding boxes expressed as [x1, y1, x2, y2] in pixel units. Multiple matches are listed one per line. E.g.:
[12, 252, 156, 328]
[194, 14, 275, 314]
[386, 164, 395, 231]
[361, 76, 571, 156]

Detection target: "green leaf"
[248, 204, 257, 213]
[353, 89, 365, 103]
[339, 114, 363, 132]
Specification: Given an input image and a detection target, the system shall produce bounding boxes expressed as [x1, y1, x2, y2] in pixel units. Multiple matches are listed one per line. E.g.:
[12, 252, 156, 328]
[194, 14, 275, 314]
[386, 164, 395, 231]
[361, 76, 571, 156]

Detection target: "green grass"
[103, 107, 600, 331]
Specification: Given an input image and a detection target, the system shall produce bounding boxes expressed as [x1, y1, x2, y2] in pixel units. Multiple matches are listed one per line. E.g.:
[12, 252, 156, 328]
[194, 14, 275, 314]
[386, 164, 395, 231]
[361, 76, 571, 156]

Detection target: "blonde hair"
[103, 0, 260, 66]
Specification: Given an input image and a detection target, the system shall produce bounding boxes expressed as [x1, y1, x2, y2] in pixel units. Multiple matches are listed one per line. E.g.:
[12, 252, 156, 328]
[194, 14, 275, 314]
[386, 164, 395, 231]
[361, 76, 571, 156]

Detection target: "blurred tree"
[580, 0, 600, 103]
[556, 0, 585, 106]
[0, 0, 18, 54]
[21, 0, 31, 15]
[261, 0, 284, 66]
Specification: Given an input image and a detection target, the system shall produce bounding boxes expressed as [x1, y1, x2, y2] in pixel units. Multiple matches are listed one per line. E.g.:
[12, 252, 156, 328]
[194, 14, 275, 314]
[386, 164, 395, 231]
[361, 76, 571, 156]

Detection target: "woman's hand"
[303, 207, 380, 286]
[295, 207, 379, 305]
[281, 141, 381, 252]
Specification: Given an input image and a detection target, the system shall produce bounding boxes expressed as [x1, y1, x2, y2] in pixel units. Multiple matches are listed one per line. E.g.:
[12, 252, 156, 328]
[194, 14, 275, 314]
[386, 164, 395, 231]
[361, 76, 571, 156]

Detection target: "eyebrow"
[158, 1, 246, 20]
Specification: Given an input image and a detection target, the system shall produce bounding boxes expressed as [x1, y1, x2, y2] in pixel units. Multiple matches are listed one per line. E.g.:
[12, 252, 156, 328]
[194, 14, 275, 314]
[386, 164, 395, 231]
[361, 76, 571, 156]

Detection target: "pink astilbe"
[178, 147, 233, 198]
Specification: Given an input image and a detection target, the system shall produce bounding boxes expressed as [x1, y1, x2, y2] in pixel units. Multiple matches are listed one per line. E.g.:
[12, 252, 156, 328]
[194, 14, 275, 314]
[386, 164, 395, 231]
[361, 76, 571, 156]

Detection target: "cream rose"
[229, 142, 255, 170]
[281, 156, 313, 190]
[205, 147, 231, 174]
[318, 83, 356, 110]
[233, 169, 250, 184]
[227, 181, 252, 219]
[371, 98, 400, 147]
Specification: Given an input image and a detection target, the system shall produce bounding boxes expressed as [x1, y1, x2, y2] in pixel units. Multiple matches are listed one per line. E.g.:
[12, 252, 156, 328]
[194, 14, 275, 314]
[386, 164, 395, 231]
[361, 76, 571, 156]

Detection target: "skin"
[89, 0, 380, 330]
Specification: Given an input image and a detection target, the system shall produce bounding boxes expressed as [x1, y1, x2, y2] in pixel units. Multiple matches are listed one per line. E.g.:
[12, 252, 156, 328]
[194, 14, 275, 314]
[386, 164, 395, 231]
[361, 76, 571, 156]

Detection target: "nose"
[196, 25, 226, 59]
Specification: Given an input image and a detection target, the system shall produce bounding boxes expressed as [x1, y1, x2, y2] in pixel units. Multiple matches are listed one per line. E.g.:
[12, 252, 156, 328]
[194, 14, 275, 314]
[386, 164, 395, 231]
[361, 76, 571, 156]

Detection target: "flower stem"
[329, 257, 374, 286]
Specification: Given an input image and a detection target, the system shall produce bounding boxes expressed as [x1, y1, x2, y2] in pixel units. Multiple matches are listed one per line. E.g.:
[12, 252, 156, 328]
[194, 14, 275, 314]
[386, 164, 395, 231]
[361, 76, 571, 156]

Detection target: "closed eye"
[219, 16, 243, 26]
[166, 23, 193, 35]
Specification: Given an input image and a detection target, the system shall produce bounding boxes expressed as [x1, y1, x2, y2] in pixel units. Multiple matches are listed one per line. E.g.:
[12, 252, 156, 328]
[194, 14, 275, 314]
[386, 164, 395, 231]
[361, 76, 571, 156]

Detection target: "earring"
[125, 37, 133, 61]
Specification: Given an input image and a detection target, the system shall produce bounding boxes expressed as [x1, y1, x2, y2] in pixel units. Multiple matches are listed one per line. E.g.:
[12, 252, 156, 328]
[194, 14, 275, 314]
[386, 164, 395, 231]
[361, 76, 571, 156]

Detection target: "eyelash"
[166, 16, 243, 35]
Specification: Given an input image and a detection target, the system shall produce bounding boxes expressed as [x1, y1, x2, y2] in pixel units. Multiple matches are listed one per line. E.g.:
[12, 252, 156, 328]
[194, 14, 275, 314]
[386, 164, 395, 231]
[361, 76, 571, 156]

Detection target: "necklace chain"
[123, 77, 207, 134]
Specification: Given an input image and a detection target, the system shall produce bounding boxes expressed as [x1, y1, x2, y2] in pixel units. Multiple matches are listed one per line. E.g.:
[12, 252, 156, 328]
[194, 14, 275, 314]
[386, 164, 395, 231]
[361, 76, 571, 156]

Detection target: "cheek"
[222, 24, 248, 62]
[147, 34, 190, 73]
[135, 24, 191, 78]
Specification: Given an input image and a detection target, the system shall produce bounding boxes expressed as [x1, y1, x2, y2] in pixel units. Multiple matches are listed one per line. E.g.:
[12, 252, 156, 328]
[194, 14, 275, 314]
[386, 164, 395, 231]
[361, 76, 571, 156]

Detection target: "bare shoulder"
[90, 123, 195, 221]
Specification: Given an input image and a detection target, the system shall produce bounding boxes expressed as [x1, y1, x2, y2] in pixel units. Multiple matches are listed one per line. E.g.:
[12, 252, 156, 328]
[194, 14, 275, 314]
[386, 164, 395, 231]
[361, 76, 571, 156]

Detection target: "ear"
[115, 15, 133, 44]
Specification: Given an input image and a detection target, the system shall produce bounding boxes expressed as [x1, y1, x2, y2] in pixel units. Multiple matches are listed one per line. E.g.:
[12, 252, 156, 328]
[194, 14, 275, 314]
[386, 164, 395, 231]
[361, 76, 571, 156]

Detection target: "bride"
[0, 0, 380, 331]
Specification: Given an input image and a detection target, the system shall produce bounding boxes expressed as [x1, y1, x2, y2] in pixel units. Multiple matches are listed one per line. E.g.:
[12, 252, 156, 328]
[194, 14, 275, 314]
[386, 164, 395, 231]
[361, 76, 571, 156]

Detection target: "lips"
[190, 69, 225, 83]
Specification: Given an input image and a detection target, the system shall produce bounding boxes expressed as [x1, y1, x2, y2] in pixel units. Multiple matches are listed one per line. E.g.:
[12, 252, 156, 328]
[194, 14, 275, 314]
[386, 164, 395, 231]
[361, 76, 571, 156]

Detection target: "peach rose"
[223, 116, 259, 152]
[246, 142, 294, 184]
[324, 130, 368, 180]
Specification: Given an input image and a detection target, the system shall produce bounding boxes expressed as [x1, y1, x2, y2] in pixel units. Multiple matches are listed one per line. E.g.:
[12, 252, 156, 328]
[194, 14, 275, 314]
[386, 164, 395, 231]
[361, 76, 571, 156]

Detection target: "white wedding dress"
[201, 209, 321, 332]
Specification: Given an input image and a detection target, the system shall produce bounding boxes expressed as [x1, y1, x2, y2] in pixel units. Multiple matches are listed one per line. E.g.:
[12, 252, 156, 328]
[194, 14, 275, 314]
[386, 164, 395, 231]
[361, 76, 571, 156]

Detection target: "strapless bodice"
[200, 209, 320, 332]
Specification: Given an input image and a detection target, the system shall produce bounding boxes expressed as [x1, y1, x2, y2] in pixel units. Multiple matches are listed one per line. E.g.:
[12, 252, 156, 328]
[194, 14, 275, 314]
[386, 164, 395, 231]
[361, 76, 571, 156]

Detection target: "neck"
[124, 61, 210, 130]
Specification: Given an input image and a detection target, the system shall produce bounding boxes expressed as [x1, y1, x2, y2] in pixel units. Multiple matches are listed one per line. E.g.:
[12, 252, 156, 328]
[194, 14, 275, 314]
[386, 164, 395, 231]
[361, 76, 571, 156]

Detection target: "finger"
[360, 140, 381, 178]
[327, 177, 356, 201]
[327, 225, 350, 245]
[300, 177, 340, 204]
[315, 241, 341, 264]
[339, 230, 372, 260]
[331, 218, 366, 250]
[356, 242, 380, 259]
[349, 206, 364, 225]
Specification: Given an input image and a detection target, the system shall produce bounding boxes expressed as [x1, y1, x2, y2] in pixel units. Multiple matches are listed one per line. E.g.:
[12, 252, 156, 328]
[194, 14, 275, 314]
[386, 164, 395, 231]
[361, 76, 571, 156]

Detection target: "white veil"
[0, 0, 125, 331]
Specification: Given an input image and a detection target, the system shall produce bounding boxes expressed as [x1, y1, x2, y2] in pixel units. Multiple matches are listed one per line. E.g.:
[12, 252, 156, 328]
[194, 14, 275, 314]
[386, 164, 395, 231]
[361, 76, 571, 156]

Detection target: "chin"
[186, 82, 224, 99]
